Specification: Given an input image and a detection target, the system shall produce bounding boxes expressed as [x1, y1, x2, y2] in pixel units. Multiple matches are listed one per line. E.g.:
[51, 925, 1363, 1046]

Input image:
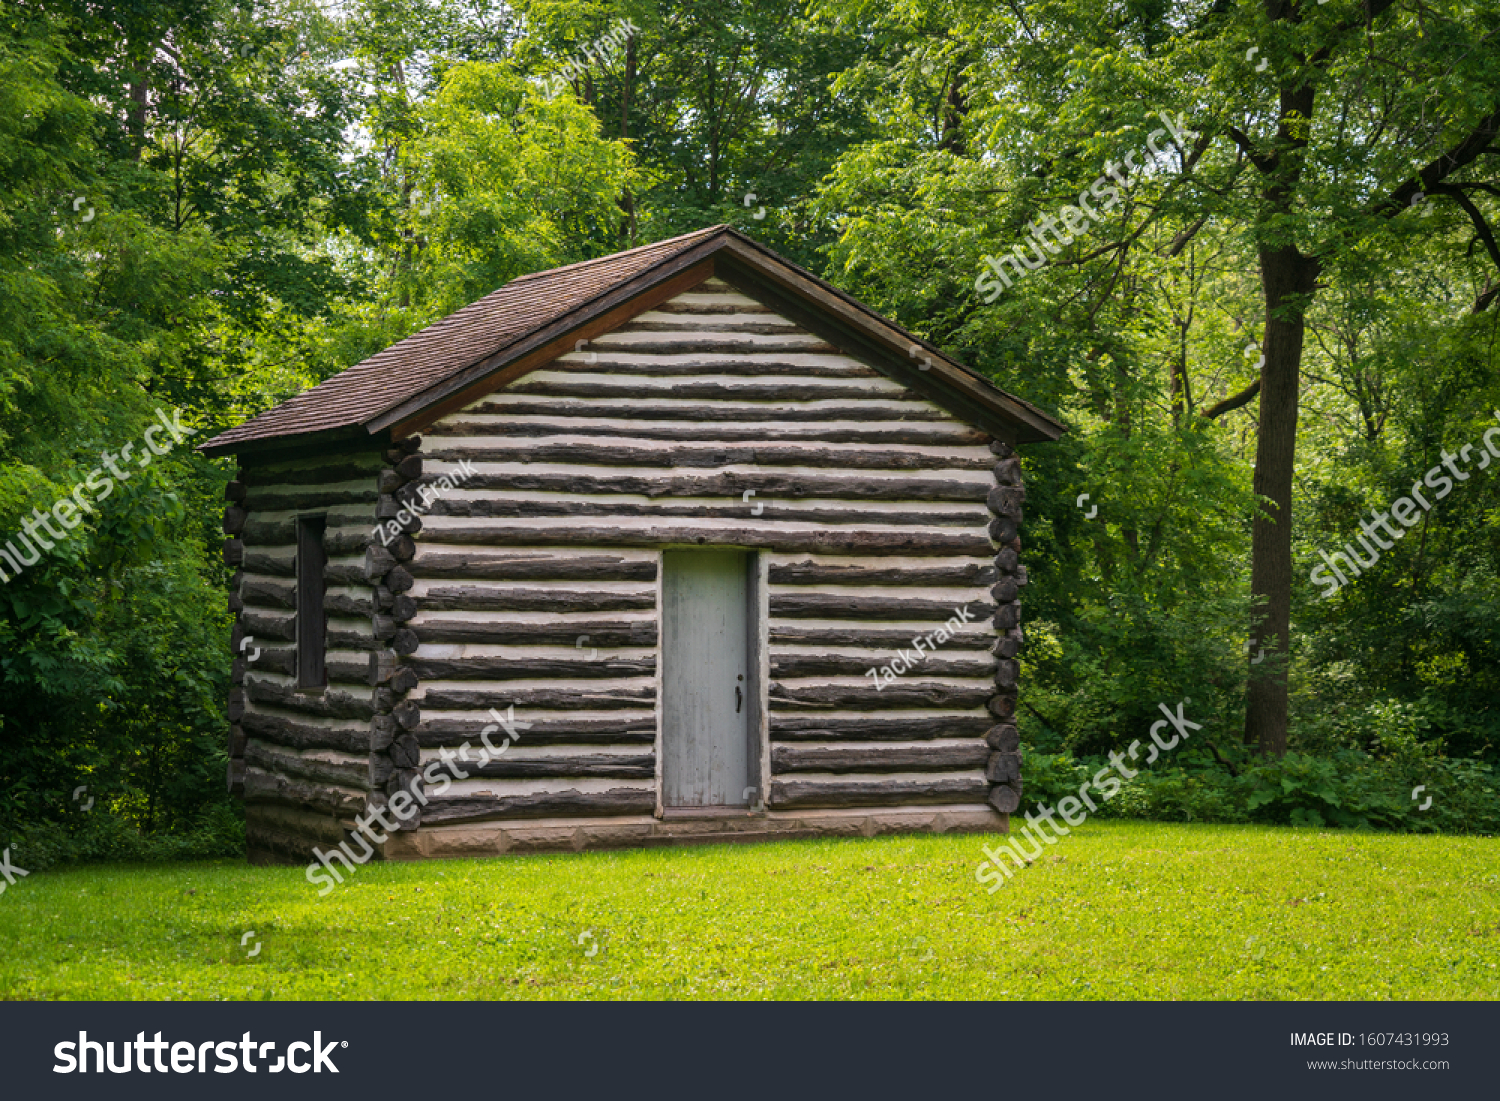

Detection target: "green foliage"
[404, 60, 646, 311]
[1014, 749, 1091, 811]
[0, 10, 240, 843]
[1, 802, 242, 874]
[811, 0, 1500, 765]
[1, 0, 1497, 861]
[1022, 748, 1499, 836]
[1108, 765, 1245, 825]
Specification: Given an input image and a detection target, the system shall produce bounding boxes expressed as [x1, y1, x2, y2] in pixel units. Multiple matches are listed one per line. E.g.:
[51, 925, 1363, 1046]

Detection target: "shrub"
[1016, 746, 1499, 835]
[0, 802, 242, 873]
[1018, 751, 1091, 816]
[1109, 766, 1247, 824]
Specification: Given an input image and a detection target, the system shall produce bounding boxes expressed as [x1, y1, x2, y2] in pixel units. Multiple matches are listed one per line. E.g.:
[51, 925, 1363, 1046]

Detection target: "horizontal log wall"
[763, 547, 1001, 811]
[403, 547, 662, 823]
[407, 277, 1013, 825]
[227, 448, 385, 862]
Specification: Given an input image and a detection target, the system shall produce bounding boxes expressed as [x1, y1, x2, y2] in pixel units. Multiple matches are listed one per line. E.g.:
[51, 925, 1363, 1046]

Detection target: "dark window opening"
[296, 515, 327, 688]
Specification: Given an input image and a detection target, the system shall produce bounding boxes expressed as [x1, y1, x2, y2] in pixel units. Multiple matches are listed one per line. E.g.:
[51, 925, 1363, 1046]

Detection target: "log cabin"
[199, 226, 1065, 864]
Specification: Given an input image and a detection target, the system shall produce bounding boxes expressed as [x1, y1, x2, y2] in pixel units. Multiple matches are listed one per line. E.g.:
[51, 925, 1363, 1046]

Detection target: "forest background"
[1, 0, 1495, 864]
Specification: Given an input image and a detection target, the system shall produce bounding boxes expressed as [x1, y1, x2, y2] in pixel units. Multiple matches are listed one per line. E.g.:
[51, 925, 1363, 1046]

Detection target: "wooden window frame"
[295, 514, 328, 690]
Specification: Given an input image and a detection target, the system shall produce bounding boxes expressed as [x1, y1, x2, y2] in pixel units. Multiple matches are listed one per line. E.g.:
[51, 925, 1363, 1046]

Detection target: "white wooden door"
[662, 549, 755, 807]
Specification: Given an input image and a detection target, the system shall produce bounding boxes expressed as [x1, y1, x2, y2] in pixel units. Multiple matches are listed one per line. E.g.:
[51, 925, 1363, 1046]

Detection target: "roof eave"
[197, 422, 379, 461]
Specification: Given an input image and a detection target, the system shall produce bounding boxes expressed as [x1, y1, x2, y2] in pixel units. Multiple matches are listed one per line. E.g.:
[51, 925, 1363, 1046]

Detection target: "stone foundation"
[382, 804, 1008, 861]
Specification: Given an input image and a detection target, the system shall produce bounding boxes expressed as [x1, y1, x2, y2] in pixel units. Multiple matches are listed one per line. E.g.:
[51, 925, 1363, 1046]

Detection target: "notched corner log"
[223, 539, 245, 567]
[222, 506, 247, 535]
[369, 753, 394, 788]
[386, 565, 414, 594]
[988, 516, 1018, 544]
[390, 734, 420, 769]
[387, 770, 423, 829]
[984, 724, 1019, 752]
[364, 545, 396, 581]
[992, 458, 1022, 485]
[226, 758, 246, 796]
[370, 714, 397, 752]
[987, 781, 1022, 814]
[390, 666, 418, 694]
[986, 485, 1025, 520]
[992, 630, 1022, 659]
[985, 751, 1022, 783]
[224, 480, 247, 502]
[377, 496, 426, 534]
[368, 648, 398, 686]
[993, 659, 1019, 690]
[987, 691, 1016, 721]
[989, 439, 1016, 459]
[394, 700, 421, 731]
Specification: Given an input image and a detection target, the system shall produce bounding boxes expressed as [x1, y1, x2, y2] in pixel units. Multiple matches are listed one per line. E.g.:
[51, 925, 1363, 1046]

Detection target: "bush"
[1109, 765, 1246, 824]
[1018, 751, 1092, 815]
[0, 802, 242, 873]
[1017, 746, 1499, 835]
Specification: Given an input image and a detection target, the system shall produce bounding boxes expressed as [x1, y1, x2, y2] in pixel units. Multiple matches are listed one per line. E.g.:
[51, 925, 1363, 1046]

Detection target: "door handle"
[735, 685, 743, 713]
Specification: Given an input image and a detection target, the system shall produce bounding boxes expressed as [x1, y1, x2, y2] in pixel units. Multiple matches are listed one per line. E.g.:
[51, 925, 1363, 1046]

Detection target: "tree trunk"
[1244, 245, 1320, 755]
[127, 68, 150, 161]
[618, 33, 636, 247]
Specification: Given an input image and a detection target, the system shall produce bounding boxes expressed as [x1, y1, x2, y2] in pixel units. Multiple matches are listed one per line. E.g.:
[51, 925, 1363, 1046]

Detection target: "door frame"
[653, 546, 768, 818]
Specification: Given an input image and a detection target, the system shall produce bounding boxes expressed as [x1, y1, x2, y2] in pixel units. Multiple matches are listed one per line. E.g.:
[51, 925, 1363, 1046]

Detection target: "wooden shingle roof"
[200, 226, 1064, 457]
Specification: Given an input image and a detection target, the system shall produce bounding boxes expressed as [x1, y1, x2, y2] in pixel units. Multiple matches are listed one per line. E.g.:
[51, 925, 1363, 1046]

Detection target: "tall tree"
[815, 0, 1500, 755]
[1222, 1, 1500, 754]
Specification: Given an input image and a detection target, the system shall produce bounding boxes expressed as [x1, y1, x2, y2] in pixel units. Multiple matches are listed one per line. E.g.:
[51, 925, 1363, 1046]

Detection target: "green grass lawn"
[1, 821, 1497, 1000]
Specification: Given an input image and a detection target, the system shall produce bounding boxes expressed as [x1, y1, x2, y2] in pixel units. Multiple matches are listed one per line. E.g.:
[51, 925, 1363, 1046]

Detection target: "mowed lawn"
[1, 822, 1497, 1000]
